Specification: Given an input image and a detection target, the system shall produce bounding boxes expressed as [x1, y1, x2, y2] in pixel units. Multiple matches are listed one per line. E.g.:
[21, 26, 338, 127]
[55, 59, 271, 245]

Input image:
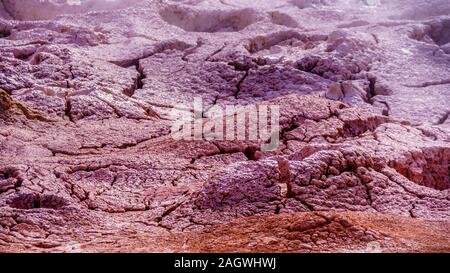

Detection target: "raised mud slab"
[0, 0, 449, 252]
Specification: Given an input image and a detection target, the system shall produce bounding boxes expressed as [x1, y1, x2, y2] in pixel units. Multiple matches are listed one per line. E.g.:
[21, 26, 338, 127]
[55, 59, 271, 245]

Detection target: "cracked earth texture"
[0, 0, 449, 252]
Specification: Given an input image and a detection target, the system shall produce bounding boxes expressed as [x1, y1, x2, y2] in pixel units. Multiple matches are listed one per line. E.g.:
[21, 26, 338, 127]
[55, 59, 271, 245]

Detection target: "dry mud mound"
[0, 0, 449, 252]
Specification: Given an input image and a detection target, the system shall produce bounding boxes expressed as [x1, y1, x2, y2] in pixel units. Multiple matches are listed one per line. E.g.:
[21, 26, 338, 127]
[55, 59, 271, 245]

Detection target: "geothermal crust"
[0, 0, 449, 252]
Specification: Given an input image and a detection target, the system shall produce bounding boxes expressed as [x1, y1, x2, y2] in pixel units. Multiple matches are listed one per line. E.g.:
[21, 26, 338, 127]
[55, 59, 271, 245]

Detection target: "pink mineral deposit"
[0, 0, 449, 253]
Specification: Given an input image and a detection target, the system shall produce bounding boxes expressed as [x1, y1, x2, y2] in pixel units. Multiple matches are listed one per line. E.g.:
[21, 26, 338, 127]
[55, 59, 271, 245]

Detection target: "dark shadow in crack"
[9, 193, 69, 210]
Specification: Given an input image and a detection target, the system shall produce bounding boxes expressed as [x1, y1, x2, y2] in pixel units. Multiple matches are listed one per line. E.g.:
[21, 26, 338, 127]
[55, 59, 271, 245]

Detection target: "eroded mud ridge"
[0, 0, 449, 252]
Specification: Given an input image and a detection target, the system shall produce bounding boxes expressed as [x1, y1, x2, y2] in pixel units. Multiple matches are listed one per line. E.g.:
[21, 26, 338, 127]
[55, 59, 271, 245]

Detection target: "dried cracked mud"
[0, 0, 449, 253]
